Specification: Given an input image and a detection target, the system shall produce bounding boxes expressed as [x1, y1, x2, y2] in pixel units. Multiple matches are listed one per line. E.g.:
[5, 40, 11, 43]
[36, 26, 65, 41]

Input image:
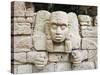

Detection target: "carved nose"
[56, 26, 61, 35]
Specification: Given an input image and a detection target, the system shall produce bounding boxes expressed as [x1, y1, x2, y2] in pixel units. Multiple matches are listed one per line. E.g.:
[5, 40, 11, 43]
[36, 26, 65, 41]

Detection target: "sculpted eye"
[61, 25, 66, 30]
[52, 25, 57, 29]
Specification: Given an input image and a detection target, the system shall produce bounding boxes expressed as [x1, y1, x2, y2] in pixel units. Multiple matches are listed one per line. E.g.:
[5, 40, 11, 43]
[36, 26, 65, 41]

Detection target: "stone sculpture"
[27, 52, 48, 69]
[11, 2, 97, 73]
[32, 11, 82, 69]
[13, 10, 96, 71]
[46, 11, 72, 53]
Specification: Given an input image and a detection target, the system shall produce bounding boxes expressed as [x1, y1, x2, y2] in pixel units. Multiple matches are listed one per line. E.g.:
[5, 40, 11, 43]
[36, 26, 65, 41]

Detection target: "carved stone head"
[49, 11, 69, 43]
[45, 11, 71, 52]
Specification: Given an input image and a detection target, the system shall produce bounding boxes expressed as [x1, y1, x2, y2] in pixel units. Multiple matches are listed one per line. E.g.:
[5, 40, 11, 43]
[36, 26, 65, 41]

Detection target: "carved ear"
[65, 40, 72, 53]
[46, 40, 53, 52]
[44, 22, 51, 40]
[33, 10, 50, 51]
[68, 12, 81, 49]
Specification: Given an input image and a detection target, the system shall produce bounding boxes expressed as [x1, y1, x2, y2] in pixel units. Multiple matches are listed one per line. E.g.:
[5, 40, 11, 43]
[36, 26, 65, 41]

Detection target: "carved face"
[50, 23, 68, 43]
[49, 11, 68, 43]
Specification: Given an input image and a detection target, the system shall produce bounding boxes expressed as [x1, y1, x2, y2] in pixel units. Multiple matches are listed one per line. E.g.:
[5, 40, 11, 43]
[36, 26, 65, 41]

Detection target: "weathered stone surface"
[12, 2, 26, 16]
[49, 42, 65, 52]
[13, 36, 32, 49]
[48, 53, 69, 62]
[65, 40, 72, 53]
[50, 11, 68, 25]
[12, 17, 26, 23]
[78, 15, 92, 26]
[40, 63, 55, 72]
[12, 48, 30, 52]
[27, 51, 48, 69]
[82, 50, 88, 60]
[82, 38, 97, 50]
[33, 10, 50, 51]
[32, 65, 40, 72]
[13, 11, 25, 17]
[26, 16, 34, 23]
[34, 10, 50, 33]
[72, 62, 95, 70]
[88, 50, 97, 62]
[55, 62, 71, 71]
[13, 1, 26, 11]
[33, 33, 46, 50]
[13, 52, 26, 63]
[11, 23, 31, 35]
[81, 26, 97, 37]
[71, 50, 88, 64]
[68, 12, 81, 49]
[46, 40, 53, 52]
[17, 64, 32, 74]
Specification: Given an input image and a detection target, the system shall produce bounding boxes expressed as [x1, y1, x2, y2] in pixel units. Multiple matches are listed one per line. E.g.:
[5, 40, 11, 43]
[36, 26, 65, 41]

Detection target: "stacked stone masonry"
[11, 1, 97, 74]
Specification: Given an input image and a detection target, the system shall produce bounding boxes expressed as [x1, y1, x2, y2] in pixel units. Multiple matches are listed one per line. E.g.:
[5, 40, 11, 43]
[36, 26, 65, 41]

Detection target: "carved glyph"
[71, 50, 88, 64]
[27, 52, 48, 69]
[78, 15, 92, 26]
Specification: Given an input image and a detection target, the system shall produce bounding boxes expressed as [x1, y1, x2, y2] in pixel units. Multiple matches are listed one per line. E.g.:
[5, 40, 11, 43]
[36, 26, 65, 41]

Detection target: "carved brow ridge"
[51, 23, 67, 26]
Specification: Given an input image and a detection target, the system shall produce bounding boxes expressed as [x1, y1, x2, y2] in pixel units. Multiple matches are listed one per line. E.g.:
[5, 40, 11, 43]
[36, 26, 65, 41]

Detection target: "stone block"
[55, 62, 71, 71]
[81, 50, 88, 60]
[81, 26, 97, 37]
[33, 33, 46, 50]
[70, 34, 81, 49]
[12, 1, 26, 17]
[13, 11, 25, 17]
[13, 1, 25, 11]
[46, 40, 53, 52]
[11, 23, 31, 35]
[78, 15, 92, 26]
[12, 17, 26, 23]
[88, 50, 97, 62]
[13, 52, 26, 63]
[40, 63, 55, 72]
[48, 53, 69, 62]
[71, 50, 88, 64]
[17, 64, 32, 74]
[72, 62, 95, 70]
[27, 51, 48, 69]
[13, 36, 32, 49]
[12, 48, 30, 52]
[82, 38, 97, 50]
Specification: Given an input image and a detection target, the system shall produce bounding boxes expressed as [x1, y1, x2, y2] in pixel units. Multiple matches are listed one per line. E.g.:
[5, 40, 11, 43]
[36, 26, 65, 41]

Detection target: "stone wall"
[11, 1, 97, 74]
